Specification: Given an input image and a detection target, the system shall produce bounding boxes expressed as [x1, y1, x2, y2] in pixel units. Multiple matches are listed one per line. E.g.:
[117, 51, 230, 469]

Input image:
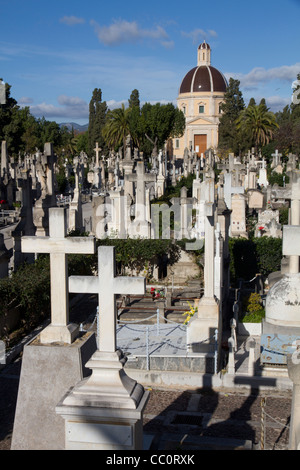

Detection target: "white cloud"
[181, 28, 218, 44]
[265, 95, 291, 112]
[18, 96, 34, 104]
[59, 16, 85, 26]
[29, 95, 89, 120]
[106, 99, 127, 110]
[227, 63, 300, 89]
[57, 95, 87, 107]
[90, 19, 172, 48]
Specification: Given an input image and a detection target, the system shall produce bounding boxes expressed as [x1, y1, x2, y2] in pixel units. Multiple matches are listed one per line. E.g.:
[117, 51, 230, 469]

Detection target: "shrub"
[240, 292, 265, 323]
[229, 236, 282, 285]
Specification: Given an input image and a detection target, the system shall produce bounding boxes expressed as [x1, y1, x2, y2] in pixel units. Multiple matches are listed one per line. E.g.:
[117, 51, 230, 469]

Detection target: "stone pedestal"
[56, 349, 150, 450]
[11, 332, 97, 450]
[187, 296, 219, 353]
[39, 322, 79, 345]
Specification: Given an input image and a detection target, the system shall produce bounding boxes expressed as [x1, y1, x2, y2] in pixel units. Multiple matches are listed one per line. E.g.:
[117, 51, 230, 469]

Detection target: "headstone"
[261, 225, 300, 365]
[187, 178, 220, 354]
[69, 156, 83, 232]
[223, 172, 244, 210]
[56, 246, 149, 450]
[33, 143, 57, 236]
[230, 193, 247, 238]
[21, 207, 96, 344]
[126, 161, 156, 238]
[12, 208, 97, 449]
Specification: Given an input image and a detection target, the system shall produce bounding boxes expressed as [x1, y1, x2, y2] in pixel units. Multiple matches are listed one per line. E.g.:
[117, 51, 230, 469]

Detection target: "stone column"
[187, 178, 220, 354]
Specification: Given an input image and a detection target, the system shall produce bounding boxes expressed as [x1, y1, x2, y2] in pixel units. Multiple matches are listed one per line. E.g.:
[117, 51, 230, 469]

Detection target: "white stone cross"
[69, 246, 146, 352]
[21, 207, 96, 344]
[272, 149, 282, 166]
[283, 225, 300, 261]
[94, 142, 101, 166]
[126, 161, 156, 209]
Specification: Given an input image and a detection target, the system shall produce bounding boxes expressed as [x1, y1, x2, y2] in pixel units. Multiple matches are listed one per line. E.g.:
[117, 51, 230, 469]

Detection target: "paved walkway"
[0, 356, 292, 450]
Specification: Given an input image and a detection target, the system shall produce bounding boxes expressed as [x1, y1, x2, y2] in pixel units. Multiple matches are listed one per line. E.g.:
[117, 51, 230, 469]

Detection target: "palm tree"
[236, 102, 279, 151]
[102, 103, 131, 156]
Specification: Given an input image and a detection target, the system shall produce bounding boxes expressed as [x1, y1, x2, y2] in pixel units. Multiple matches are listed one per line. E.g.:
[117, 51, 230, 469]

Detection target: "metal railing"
[81, 306, 218, 373]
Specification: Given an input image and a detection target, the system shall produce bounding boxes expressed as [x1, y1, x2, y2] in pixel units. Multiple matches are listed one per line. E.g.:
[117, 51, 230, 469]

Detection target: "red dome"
[179, 65, 228, 94]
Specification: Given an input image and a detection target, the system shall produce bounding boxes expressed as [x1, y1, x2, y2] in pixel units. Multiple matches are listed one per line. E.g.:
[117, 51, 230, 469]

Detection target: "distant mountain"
[59, 122, 89, 133]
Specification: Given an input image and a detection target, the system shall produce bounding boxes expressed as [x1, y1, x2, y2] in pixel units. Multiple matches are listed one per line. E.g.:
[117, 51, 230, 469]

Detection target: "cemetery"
[1, 49, 300, 451]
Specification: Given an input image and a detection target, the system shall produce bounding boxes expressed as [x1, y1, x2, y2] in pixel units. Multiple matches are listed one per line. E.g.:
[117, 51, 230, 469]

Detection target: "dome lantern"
[197, 40, 211, 66]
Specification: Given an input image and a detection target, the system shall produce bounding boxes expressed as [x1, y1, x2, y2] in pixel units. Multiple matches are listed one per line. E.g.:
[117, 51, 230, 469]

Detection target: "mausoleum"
[172, 41, 227, 158]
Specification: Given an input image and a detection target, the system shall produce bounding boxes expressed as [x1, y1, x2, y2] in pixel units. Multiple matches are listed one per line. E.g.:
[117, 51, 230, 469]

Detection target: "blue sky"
[1, 0, 300, 124]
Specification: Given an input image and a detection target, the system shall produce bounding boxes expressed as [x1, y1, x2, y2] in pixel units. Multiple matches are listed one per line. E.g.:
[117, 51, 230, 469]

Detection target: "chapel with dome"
[172, 41, 228, 158]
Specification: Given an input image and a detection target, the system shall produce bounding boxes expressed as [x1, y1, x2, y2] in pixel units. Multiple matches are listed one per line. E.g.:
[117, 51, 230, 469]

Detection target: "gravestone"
[22, 207, 96, 344]
[33, 143, 57, 236]
[223, 172, 244, 210]
[56, 246, 149, 450]
[261, 225, 300, 366]
[12, 208, 97, 449]
[187, 178, 220, 355]
[230, 193, 248, 238]
[126, 161, 156, 238]
[69, 156, 83, 232]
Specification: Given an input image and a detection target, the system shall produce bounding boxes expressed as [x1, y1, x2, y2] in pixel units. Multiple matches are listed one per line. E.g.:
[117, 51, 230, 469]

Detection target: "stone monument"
[11, 208, 97, 450]
[56, 246, 150, 450]
[187, 178, 220, 356]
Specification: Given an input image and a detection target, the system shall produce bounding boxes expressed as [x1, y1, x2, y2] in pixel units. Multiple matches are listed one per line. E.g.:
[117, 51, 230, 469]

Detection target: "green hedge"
[229, 236, 282, 285]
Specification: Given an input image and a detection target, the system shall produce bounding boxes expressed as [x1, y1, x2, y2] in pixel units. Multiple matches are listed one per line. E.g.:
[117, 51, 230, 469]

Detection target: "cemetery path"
[0, 355, 292, 450]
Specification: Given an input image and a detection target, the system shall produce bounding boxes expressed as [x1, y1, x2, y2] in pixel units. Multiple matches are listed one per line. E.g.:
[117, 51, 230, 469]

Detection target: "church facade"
[172, 41, 228, 158]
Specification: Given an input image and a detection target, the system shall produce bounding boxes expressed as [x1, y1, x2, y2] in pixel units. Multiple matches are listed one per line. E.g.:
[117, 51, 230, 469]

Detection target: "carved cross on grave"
[69, 246, 146, 352]
[271, 149, 282, 167]
[21, 207, 96, 344]
[126, 161, 156, 210]
[94, 142, 101, 167]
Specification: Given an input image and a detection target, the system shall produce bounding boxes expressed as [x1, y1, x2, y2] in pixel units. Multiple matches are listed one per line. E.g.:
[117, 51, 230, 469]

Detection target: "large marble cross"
[126, 161, 156, 209]
[69, 246, 146, 352]
[21, 207, 96, 344]
[283, 225, 300, 274]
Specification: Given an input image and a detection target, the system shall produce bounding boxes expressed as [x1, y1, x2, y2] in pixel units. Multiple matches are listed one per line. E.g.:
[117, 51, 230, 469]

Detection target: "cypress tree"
[218, 78, 245, 155]
[88, 88, 107, 156]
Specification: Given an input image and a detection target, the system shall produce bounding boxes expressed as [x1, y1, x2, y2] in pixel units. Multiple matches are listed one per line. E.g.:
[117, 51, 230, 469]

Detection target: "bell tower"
[197, 41, 211, 66]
